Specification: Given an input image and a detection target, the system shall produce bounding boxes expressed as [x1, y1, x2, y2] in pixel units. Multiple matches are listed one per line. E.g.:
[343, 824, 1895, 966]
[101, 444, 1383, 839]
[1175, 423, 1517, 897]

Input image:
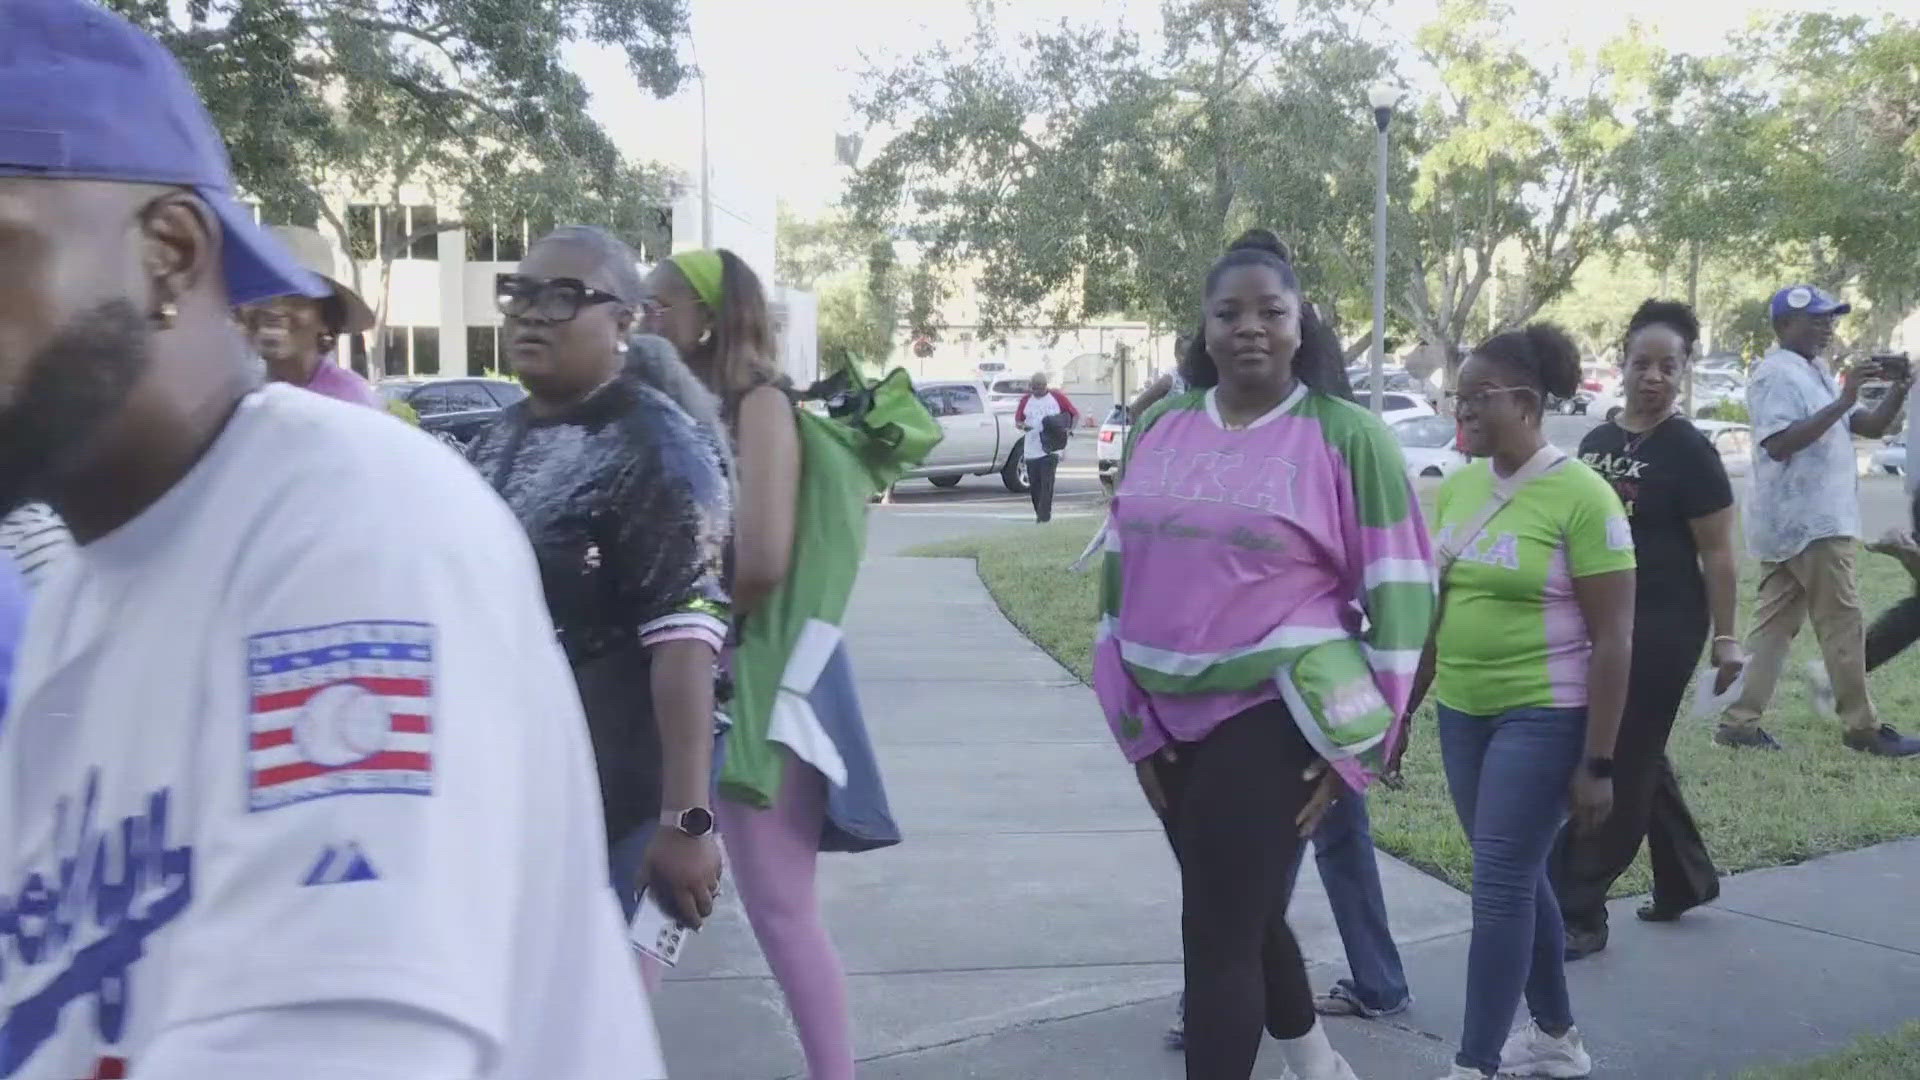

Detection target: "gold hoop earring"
[153, 301, 178, 329]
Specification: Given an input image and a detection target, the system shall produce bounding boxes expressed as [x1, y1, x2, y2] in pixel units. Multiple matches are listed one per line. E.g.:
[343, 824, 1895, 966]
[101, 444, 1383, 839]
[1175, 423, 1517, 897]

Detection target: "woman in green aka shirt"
[1409, 323, 1635, 1080]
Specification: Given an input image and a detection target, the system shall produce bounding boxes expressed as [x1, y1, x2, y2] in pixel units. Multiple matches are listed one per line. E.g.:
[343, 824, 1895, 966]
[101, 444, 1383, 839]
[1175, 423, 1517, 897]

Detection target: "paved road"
[868, 440, 1108, 556]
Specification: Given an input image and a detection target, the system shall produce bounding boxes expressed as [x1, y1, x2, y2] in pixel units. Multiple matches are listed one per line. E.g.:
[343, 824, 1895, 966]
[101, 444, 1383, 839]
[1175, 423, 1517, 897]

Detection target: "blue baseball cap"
[1769, 284, 1852, 321]
[0, 0, 327, 305]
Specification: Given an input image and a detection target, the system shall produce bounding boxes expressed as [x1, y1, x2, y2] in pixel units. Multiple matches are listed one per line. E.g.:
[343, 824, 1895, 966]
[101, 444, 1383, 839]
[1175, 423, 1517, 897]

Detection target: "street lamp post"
[1367, 82, 1402, 417]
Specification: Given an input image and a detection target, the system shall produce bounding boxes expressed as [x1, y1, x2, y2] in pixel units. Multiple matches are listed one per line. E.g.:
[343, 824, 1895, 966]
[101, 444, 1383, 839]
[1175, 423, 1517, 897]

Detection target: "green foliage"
[105, 1, 689, 301]
[778, 208, 906, 376]
[1619, 12, 1920, 351]
[1698, 399, 1750, 423]
[1399, 0, 1656, 366]
[847, 0, 1393, 344]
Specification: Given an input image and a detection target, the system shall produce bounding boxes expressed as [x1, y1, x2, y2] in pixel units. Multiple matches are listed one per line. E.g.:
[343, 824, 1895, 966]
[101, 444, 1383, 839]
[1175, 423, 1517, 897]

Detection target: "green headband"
[668, 250, 725, 311]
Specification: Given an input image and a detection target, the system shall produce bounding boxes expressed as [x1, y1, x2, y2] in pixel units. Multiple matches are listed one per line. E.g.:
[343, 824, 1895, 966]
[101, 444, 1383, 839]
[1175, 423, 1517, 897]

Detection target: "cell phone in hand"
[629, 886, 697, 967]
[1873, 354, 1912, 382]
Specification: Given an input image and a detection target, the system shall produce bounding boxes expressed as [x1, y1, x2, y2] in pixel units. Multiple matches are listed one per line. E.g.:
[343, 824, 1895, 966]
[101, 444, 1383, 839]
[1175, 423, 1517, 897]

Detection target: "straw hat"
[265, 225, 376, 334]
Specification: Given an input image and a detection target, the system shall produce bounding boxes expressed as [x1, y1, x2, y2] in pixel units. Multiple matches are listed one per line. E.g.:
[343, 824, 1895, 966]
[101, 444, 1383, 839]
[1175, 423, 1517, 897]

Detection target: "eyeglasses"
[495, 274, 625, 323]
[1447, 386, 1535, 411]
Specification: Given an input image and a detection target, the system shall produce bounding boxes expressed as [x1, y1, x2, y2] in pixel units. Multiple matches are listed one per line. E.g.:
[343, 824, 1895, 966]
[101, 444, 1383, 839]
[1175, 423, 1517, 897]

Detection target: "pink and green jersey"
[1093, 385, 1436, 792]
[1430, 458, 1635, 717]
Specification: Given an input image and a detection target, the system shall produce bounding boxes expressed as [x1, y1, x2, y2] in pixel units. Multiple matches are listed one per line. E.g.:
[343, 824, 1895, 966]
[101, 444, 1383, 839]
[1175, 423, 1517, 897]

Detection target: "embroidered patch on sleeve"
[246, 620, 436, 812]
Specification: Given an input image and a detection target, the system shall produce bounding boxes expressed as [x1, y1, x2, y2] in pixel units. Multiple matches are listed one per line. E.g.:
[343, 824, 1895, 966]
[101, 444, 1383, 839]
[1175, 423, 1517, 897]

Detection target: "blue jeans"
[1438, 705, 1586, 1074]
[1285, 792, 1411, 1013]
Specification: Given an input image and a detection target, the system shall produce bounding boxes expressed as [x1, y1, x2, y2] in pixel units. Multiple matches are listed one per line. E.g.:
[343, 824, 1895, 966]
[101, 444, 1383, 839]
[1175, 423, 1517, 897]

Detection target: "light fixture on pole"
[1367, 81, 1403, 417]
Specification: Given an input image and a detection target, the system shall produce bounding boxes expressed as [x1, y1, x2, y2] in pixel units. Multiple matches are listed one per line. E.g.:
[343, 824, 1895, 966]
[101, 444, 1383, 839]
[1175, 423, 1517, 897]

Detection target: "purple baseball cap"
[0, 0, 327, 305]
[1769, 284, 1851, 321]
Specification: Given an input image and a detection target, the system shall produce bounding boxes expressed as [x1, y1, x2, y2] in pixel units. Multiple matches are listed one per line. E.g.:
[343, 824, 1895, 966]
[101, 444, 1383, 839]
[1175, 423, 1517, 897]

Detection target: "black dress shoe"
[1563, 925, 1608, 960]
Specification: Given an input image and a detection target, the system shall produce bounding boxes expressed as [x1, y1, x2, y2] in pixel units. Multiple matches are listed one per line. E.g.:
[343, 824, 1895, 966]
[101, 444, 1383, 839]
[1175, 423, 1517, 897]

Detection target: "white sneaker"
[1498, 1020, 1593, 1077]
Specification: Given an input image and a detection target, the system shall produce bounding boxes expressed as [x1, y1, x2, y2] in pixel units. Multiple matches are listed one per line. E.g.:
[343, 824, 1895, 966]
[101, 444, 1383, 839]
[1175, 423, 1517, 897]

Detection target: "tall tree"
[106, 0, 691, 364]
[1397, 0, 1656, 375]
[1620, 13, 1920, 351]
[847, 0, 1392, 349]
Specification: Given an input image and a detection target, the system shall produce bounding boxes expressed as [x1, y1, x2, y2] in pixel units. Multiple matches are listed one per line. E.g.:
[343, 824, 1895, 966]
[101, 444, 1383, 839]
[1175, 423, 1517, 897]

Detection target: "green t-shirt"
[1431, 457, 1635, 716]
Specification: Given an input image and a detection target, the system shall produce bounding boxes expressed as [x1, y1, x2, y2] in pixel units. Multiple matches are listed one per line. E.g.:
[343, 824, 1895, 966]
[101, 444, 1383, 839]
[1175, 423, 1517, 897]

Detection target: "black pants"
[1027, 452, 1059, 522]
[1868, 595, 1920, 671]
[1866, 490, 1920, 673]
[1549, 612, 1719, 932]
[1154, 702, 1317, 1079]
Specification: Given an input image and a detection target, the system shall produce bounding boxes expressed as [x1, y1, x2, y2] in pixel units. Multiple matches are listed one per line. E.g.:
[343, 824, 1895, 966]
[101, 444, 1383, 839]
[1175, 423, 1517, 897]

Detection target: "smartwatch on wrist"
[1585, 757, 1614, 779]
[662, 807, 715, 838]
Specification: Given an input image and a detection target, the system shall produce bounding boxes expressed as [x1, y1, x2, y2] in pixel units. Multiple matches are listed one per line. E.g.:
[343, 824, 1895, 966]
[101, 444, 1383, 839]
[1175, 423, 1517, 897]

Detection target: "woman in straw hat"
[241, 224, 381, 408]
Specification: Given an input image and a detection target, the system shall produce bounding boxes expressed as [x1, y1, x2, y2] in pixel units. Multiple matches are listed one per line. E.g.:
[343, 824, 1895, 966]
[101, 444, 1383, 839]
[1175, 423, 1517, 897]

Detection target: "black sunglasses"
[495, 274, 625, 323]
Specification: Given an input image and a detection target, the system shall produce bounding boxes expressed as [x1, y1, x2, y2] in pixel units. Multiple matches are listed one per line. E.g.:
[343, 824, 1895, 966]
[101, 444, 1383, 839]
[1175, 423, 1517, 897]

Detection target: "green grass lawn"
[910, 517, 1920, 896]
[1732, 1023, 1920, 1079]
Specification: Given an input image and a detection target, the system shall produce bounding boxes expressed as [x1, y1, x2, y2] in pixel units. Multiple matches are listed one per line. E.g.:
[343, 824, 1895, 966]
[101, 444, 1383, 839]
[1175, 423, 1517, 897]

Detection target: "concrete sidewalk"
[654, 555, 1920, 1078]
[652, 557, 1470, 1079]
[862, 841, 1920, 1077]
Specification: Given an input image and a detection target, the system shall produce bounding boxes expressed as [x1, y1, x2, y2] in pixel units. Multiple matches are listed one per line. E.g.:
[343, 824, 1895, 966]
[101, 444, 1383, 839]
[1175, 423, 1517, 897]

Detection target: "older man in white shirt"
[1719, 285, 1919, 756]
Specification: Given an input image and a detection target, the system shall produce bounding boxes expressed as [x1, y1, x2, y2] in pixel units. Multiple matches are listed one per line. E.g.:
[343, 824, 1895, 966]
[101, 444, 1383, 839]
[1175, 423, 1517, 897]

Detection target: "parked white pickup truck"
[905, 380, 1031, 492]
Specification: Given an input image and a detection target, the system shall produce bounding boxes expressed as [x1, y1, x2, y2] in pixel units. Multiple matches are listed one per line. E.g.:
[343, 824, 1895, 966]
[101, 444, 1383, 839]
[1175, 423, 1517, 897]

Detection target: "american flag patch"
[246, 620, 436, 812]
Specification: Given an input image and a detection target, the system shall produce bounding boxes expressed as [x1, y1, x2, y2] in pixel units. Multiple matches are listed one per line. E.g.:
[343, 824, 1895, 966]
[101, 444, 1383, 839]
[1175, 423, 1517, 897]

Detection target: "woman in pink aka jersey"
[1096, 231, 1435, 1080]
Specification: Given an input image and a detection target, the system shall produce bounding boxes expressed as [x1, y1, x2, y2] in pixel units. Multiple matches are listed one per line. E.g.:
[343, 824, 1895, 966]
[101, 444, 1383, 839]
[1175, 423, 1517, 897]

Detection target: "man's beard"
[0, 299, 152, 513]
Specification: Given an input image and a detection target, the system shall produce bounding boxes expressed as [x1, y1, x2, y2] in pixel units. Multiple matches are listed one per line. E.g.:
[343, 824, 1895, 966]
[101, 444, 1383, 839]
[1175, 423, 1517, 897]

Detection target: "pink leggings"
[716, 753, 855, 1080]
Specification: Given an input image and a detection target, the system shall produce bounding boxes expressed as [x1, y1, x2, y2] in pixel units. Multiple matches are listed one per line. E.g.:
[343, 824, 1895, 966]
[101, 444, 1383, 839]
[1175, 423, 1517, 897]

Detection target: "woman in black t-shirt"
[1549, 300, 1745, 960]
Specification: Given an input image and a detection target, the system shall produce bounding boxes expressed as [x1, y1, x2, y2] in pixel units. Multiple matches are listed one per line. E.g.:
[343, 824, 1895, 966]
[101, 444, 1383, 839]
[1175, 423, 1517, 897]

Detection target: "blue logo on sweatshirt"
[0, 771, 193, 1076]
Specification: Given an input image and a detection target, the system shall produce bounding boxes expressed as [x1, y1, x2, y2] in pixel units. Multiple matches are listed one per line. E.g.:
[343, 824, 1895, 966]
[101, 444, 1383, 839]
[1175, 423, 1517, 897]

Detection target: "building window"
[347, 204, 378, 261]
[413, 327, 440, 376]
[496, 218, 527, 263]
[467, 326, 498, 374]
[407, 205, 438, 260]
[466, 221, 496, 262]
[349, 332, 369, 377]
[382, 326, 409, 377]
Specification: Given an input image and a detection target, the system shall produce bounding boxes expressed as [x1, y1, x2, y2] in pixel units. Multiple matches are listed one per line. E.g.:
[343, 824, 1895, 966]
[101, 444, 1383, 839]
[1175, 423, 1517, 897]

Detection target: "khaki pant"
[1724, 537, 1877, 735]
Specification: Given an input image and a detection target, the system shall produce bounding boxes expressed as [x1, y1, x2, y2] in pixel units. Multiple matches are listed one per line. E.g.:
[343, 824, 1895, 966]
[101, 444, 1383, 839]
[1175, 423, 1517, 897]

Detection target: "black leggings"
[1154, 702, 1317, 1079]
[1550, 612, 1718, 929]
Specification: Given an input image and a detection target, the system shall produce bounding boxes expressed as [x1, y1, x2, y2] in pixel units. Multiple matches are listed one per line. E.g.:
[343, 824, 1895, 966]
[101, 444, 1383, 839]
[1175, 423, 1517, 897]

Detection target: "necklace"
[1617, 410, 1674, 455]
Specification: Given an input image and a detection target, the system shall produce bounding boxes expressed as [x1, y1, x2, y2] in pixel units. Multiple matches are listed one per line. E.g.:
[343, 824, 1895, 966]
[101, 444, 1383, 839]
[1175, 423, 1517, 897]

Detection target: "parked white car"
[1373, 391, 1435, 427]
[1392, 414, 1467, 480]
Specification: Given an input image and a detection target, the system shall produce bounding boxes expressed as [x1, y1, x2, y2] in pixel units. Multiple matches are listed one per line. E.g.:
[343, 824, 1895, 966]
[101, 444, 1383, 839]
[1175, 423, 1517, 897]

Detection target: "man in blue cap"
[1718, 284, 1919, 756]
[0, 3, 669, 1078]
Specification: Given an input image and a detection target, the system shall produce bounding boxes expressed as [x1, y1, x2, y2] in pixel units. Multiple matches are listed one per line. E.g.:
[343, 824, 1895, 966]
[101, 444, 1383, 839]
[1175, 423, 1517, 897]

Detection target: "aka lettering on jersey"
[1121, 448, 1301, 515]
[0, 772, 192, 1075]
[1434, 525, 1521, 570]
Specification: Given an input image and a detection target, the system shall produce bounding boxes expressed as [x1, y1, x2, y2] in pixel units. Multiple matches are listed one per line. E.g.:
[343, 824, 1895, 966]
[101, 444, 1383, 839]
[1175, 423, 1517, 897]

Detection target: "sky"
[566, 0, 1907, 216]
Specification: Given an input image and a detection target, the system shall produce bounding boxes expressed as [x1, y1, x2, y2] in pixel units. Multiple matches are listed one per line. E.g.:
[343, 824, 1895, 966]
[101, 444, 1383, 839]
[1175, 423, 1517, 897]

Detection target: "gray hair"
[625, 333, 736, 491]
[533, 224, 645, 304]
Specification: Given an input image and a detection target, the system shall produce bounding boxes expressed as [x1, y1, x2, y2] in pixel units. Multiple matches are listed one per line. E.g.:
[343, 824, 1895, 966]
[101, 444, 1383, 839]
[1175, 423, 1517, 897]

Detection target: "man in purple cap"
[0, 3, 668, 1078]
[1718, 284, 1920, 756]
